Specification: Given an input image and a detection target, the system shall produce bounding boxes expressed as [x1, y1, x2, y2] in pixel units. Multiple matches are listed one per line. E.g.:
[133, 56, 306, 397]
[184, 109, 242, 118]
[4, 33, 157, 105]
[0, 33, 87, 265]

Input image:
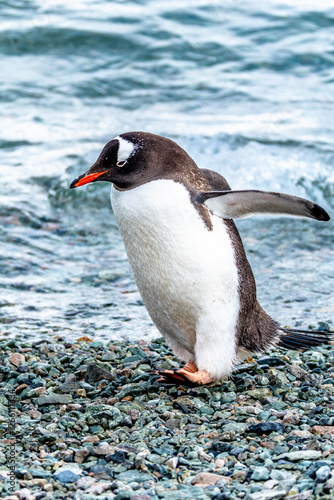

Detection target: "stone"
[274, 450, 322, 461]
[75, 448, 90, 463]
[86, 405, 123, 426]
[247, 388, 271, 400]
[288, 364, 308, 379]
[85, 363, 114, 384]
[27, 409, 42, 419]
[55, 381, 81, 394]
[311, 425, 334, 436]
[165, 418, 180, 429]
[251, 466, 270, 481]
[85, 481, 112, 494]
[9, 352, 25, 367]
[248, 422, 284, 435]
[36, 394, 72, 405]
[247, 490, 287, 500]
[211, 441, 231, 452]
[191, 472, 232, 486]
[117, 470, 154, 483]
[165, 457, 178, 469]
[54, 470, 80, 483]
[282, 412, 300, 425]
[90, 340, 104, 348]
[222, 422, 247, 433]
[77, 476, 96, 489]
[14, 488, 34, 500]
[315, 465, 331, 482]
[82, 436, 100, 443]
[130, 496, 152, 500]
[288, 430, 312, 438]
[93, 442, 115, 455]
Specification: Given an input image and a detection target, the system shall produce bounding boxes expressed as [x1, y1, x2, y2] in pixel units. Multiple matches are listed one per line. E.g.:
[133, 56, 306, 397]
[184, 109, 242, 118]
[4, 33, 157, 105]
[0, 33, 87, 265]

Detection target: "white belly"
[110, 179, 240, 378]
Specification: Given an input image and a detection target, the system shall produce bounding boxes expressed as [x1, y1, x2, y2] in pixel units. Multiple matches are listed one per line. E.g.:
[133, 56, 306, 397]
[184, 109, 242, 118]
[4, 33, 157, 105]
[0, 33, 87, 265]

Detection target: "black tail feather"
[278, 328, 333, 350]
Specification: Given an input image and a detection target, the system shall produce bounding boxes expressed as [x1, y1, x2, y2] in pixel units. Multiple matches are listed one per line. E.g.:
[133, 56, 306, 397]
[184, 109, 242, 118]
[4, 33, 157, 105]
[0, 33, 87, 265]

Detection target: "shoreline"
[1, 333, 334, 499]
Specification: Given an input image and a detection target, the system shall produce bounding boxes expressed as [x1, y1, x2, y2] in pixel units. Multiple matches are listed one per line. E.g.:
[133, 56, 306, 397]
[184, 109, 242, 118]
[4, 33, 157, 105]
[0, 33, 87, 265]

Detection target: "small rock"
[223, 422, 247, 433]
[289, 364, 308, 379]
[36, 394, 72, 405]
[315, 465, 331, 483]
[15, 383, 28, 394]
[85, 363, 114, 384]
[93, 442, 115, 456]
[282, 412, 300, 425]
[311, 425, 334, 436]
[56, 381, 81, 394]
[191, 472, 232, 486]
[165, 419, 180, 429]
[76, 388, 87, 397]
[54, 470, 80, 484]
[262, 479, 279, 489]
[247, 388, 271, 399]
[165, 457, 178, 469]
[248, 422, 284, 435]
[127, 409, 140, 421]
[82, 436, 100, 443]
[251, 466, 270, 481]
[288, 430, 312, 438]
[14, 488, 33, 500]
[75, 448, 90, 464]
[247, 490, 287, 500]
[9, 352, 25, 367]
[211, 441, 231, 452]
[274, 450, 322, 461]
[85, 481, 112, 494]
[130, 496, 152, 500]
[121, 415, 133, 427]
[77, 476, 96, 489]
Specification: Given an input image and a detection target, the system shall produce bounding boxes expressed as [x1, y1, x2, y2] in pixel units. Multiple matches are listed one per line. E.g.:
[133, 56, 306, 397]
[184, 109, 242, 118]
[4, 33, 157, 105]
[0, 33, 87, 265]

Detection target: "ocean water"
[1, 0, 333, 343]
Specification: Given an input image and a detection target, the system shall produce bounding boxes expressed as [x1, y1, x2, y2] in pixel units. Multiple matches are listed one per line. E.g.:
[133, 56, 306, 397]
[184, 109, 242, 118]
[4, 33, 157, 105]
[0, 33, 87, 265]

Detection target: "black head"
[70, 131, 201, 191]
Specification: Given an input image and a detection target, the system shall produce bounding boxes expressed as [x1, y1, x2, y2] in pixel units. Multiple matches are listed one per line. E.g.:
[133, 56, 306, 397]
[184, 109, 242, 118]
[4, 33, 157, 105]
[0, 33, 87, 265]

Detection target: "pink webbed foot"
[153, 361, 214, 386]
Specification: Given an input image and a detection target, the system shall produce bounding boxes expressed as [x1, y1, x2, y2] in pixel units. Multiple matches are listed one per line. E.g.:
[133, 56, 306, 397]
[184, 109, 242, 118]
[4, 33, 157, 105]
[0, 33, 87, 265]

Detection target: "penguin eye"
[116, 160, 127, 167]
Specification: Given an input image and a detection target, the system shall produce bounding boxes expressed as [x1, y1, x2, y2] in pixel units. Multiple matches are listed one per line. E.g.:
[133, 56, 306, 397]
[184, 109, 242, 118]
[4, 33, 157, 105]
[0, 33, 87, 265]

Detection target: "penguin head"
[70, 131, 198, 190]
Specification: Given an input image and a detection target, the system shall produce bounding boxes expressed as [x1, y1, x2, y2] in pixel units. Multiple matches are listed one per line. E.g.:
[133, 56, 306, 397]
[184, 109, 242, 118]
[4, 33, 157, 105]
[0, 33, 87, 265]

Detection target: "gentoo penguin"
[70, 132, 331, 385]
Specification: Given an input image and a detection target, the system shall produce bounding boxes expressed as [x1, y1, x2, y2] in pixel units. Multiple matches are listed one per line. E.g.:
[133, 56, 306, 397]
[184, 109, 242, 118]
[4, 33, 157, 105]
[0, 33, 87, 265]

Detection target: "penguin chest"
[110, 180, 240, 350]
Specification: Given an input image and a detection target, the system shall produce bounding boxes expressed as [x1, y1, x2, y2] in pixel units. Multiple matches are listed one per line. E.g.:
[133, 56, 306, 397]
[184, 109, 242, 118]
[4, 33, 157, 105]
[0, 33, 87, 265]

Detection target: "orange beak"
[70, 170, 108, 188]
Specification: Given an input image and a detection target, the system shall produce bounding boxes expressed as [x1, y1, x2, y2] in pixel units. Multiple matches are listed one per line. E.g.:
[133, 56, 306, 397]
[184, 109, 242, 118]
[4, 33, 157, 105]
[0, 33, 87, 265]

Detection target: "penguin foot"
[154, 362, 214, 386]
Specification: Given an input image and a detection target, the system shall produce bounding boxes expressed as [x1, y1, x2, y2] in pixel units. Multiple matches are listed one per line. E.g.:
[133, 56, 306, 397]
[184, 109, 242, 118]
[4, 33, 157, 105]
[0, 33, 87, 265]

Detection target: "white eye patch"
[115, 136, 136, 165]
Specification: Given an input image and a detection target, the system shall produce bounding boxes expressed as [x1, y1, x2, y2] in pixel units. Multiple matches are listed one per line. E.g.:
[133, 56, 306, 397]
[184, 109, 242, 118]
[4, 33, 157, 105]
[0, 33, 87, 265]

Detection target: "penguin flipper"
[200, 190, 330, 221]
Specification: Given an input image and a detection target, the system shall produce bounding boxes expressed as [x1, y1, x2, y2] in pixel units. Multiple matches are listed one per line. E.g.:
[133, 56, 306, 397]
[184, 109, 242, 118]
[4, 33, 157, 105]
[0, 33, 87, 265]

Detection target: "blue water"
[1, 0, 333, 342]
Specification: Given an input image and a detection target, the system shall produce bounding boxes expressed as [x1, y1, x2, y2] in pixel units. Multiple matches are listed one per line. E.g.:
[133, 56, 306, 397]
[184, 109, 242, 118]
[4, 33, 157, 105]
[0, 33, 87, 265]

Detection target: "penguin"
[70, 132, 331, 385]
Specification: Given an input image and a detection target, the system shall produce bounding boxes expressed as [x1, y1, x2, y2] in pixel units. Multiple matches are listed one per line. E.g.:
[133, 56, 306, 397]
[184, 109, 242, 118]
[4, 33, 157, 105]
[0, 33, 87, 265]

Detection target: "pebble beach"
[1, 327, 334, 500]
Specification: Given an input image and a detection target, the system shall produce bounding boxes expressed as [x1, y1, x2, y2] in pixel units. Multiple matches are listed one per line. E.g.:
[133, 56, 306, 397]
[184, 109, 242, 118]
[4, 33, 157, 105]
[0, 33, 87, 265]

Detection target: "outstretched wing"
[198, 189, 330, 221]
